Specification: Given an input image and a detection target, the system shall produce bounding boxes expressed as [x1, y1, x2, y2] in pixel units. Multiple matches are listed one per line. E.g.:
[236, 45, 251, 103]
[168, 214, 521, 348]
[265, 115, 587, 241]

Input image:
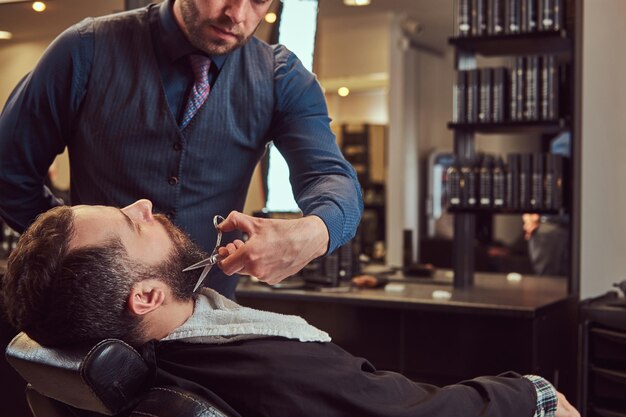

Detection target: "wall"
[0, 41, 48, 105]
[325, 89, 388, 126]
[316, 13, 389, 78]
[317, 12, 455, 265]
[317, 13, 390, 132]
[580, 0, 626, 298]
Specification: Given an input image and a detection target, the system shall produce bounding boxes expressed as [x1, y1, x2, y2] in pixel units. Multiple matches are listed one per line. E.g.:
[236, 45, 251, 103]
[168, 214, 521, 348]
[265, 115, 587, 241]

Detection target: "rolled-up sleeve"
[269, 45, 363, 253]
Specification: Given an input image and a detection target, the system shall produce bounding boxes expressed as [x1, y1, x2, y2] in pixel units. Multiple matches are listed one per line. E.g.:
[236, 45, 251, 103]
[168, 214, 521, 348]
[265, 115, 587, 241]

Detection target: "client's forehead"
[69, 205, 126, 250]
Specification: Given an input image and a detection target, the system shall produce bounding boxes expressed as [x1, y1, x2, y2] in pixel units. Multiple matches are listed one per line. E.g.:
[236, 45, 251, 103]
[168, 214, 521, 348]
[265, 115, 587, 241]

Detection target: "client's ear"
[128, 279, 166, 316]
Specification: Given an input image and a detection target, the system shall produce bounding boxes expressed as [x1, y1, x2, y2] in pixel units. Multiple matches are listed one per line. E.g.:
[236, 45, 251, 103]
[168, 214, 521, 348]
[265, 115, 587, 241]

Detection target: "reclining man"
[2, 200, 579, 417]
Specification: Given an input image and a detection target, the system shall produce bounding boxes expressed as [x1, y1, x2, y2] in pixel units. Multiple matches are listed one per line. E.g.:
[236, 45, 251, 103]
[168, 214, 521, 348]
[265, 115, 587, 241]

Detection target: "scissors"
[183, 215, 225, 292]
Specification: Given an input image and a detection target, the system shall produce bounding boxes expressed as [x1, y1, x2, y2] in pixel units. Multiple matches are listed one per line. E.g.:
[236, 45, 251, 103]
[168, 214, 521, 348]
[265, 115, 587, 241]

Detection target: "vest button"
[173, 142, 182, 151]
[168, 176, 179, 186]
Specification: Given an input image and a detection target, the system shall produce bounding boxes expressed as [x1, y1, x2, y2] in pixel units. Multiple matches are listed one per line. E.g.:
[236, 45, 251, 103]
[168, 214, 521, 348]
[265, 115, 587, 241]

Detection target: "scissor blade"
[193, 265, 212, 292]
[183, 256, 214, 272]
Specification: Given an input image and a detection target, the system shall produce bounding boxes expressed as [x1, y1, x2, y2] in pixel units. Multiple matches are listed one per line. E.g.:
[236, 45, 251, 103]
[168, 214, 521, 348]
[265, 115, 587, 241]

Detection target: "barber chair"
[6, 332, 232, 417]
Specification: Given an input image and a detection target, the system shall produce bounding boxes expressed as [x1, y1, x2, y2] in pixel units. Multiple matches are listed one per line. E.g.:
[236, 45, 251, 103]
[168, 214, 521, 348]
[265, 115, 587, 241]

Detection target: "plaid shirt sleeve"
[524, 375, 559, 417]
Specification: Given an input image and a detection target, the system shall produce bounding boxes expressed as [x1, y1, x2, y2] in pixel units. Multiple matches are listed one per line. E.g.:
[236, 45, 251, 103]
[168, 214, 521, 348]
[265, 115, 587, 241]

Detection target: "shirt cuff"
[524, 375, 558, 417]
[307, 203, 345, 254]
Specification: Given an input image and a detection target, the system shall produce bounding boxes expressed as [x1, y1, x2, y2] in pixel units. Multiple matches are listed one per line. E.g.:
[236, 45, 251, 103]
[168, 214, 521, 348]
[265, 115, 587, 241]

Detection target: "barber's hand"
[522, 213, 541, 240]
[216, 211, 329, 285]
[555, 391, 580, 417]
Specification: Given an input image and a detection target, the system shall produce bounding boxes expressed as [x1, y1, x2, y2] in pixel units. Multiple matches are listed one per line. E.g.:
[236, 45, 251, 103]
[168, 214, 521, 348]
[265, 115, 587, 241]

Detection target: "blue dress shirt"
[0, 0, 362, 259]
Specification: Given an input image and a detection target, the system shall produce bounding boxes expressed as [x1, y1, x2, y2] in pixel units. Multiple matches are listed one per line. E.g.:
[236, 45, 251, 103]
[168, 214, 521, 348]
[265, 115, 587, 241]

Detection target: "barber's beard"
[147, 214, 209, 300]
[179, 0, 255, 55]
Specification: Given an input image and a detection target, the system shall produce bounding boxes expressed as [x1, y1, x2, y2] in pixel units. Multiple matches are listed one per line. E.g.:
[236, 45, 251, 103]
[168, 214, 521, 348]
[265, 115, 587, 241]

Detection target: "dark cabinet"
[580, 293, 626, 417]
[237, 273, 578, 399]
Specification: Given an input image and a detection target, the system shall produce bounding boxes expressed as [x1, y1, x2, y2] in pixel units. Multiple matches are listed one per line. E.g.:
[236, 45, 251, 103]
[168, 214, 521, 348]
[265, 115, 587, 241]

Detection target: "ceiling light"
[0, 31, 13, 40]
[32, 1, 46, 12]
[337, 87, 350, 97]
[264, 12, 277, 24]
[343, 0, 371, 6]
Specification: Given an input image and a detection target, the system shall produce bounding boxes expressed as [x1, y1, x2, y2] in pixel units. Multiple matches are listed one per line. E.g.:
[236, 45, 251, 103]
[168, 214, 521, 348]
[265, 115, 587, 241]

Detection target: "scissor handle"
[212, 215, 225, 250]
[213, 215, 225, 228]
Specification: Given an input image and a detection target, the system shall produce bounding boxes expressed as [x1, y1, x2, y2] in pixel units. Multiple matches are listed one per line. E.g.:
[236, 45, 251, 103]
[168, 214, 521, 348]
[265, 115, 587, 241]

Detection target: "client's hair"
[2, 206, 145, 347]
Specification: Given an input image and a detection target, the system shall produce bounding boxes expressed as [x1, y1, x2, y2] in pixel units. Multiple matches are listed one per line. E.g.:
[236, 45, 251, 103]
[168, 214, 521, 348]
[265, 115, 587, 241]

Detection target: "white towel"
[162, 288, 331, 345]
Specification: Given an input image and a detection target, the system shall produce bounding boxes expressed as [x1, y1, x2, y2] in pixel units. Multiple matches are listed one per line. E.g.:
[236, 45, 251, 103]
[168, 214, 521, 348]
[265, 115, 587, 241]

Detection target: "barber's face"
[174, 0, 273, 55]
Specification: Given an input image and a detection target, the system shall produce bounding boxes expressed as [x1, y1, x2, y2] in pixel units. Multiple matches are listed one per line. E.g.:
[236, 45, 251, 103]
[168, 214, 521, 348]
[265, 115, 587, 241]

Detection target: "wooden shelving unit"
[447, 3, 579, 291]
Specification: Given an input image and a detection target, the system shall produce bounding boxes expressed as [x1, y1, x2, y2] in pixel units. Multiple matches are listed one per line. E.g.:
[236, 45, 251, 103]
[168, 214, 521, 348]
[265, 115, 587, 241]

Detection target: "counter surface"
[236, 270, 570, 318]
[236, 269, 578, 397]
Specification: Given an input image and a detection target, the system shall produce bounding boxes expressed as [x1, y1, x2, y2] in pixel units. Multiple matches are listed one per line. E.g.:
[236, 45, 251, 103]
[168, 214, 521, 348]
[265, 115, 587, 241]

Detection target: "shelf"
[448, 119, 569, 134]
[449, 31, 572, 57]
[448, 207, 564, 215]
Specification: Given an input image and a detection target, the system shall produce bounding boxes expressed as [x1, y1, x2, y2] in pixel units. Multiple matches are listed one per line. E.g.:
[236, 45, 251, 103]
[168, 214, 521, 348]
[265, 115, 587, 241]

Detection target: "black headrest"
[6, 332, 150, 416]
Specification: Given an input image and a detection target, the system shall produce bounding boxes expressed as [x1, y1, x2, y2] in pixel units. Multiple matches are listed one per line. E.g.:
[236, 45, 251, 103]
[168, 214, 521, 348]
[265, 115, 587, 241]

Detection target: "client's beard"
[142, 214, 210, 300]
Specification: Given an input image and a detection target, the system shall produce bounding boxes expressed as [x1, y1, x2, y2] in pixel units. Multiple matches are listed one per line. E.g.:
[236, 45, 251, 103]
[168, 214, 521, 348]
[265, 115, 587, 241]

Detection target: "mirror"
[314, 0, 567, 277]
[0, 0, 568, 277]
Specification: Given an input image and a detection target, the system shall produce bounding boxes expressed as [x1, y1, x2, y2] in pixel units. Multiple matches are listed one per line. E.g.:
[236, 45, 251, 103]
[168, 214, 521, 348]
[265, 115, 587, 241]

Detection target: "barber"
[0, 0, 363, 298]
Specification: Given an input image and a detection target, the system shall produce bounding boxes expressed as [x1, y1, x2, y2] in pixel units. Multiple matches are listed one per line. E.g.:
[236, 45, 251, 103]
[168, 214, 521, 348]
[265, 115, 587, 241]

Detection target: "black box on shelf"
[545, 153, 564, 210]
[525, 56, 540, 120]
[530, 153, 544, 209]
[541, 55, 559, 120]
[447, 163, 462, 207]
[537, 0, 555, 31]
[454, 71, 467, 123]
[487, 0, 505, 35]
[471, 0, 488, 36]
[519, 153, 532, 210]
[460, 163, 478, 207]
[457, 0, 472, 36]
[521, 0, 538, 32]
[493, 156, 507, 208]
[479, 155, 493, 207]
[492, 67, 508, 122]
[538, 0, 568, 31]
[506, 153, 520, 209]
[560, 63, 572, 119]
[505, 0, 521, 34]
[467, 69, 480, 123]
[479, 68, 493, 123]
[553, 0, 564, 31]
[510, 57, 525, 120]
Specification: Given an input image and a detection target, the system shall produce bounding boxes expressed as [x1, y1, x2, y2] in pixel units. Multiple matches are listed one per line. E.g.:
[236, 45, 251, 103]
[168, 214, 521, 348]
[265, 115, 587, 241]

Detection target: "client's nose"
[121, 199, 154, 223]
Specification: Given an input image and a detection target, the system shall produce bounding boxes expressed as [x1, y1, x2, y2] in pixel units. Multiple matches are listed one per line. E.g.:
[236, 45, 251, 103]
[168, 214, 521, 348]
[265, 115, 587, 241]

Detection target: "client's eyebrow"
[118, 209, 137, 233]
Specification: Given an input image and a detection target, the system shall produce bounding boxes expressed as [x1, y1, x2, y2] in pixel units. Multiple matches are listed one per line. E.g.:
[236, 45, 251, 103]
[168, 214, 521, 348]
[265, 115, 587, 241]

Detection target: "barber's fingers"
[216, 240, 247, 276]
[218, 211, 257, 235]
[218, 244, 248, 276]
[217, 240, 245, 258]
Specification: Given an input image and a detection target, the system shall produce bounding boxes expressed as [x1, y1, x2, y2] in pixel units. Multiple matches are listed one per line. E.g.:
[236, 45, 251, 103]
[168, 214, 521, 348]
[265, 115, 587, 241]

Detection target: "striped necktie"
[181, 54, 212, 129]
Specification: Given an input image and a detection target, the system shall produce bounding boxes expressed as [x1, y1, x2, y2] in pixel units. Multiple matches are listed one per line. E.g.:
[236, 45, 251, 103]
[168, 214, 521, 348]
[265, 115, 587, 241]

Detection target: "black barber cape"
[144, 337, 536, 417]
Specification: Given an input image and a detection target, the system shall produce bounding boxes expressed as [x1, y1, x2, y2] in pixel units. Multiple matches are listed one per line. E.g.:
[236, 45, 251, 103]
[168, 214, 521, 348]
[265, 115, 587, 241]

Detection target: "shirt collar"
[157, 0, 227, 70]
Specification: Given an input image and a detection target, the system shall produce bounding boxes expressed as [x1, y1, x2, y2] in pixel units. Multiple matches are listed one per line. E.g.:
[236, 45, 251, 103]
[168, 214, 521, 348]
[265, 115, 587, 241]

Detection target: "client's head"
[2, 199, 206, 347]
